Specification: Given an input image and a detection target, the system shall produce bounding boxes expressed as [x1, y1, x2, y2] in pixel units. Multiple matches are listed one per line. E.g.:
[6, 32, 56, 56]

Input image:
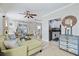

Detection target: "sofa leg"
[40, 50, 42, 52]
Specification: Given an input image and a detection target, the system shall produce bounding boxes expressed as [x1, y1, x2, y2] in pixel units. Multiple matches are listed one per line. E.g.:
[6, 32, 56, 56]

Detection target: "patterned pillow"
[4, 40, 19, 49]
[8, 34, 16, 40]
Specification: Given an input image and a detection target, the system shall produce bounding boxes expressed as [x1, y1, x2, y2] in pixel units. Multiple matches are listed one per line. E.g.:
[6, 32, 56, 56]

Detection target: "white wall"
[42, 19, 49, 42]
[42, 4, 79, 42]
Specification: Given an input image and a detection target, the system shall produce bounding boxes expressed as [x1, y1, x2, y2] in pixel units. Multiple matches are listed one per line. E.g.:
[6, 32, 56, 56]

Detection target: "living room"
[0, 3, 79, 56]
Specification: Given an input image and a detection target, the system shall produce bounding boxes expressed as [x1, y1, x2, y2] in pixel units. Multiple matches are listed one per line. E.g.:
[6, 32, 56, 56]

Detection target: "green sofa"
[23, 39, 42, 56]
[0, 36, 42, 56]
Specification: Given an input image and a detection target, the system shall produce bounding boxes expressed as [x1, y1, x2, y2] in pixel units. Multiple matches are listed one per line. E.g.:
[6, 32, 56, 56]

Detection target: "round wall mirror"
[62, 15, 77, 27]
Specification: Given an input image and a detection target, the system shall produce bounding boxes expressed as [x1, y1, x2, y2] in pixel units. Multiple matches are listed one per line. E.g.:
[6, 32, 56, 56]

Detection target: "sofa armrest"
[2, 46, 27, 56]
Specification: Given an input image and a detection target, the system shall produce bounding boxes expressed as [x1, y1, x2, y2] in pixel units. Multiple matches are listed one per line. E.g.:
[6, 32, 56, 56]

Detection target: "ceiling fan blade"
[30, 14, 37, 16]
[19, 13, 25, 15]
[24, 16, 27, 18]
[30, 16, 34, 18]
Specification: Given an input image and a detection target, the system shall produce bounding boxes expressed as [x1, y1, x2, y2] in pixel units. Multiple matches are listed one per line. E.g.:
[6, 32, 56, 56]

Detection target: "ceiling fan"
[19, 10, 37, 18]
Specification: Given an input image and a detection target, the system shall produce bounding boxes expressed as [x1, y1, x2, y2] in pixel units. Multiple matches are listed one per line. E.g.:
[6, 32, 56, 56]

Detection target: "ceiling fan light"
[3, 15, 5, 18]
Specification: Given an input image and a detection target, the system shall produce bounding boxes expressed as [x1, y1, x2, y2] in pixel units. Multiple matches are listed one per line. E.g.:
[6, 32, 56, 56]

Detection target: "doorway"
[49, 19, 61, 41]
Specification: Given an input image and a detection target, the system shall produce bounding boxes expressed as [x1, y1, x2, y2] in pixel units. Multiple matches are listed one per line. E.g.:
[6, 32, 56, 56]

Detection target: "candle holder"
[62, 15, 77, 35]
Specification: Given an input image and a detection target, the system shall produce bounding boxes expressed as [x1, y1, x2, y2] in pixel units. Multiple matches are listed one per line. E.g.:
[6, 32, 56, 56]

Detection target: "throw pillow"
[4, 40, 19, 49]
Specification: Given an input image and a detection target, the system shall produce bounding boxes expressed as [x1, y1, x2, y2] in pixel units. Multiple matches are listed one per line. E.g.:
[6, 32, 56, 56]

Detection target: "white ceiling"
[0, 3, 70, 20]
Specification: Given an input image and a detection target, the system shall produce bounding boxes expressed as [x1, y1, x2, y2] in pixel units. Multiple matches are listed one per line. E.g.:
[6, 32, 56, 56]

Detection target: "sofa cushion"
[3, 46, 27, 56]
[24, 39, 42, 50]
[0, 38, 5, 50]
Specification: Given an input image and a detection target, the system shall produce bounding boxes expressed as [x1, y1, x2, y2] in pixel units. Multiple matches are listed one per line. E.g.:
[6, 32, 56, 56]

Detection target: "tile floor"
[34, 41, 75, 56]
